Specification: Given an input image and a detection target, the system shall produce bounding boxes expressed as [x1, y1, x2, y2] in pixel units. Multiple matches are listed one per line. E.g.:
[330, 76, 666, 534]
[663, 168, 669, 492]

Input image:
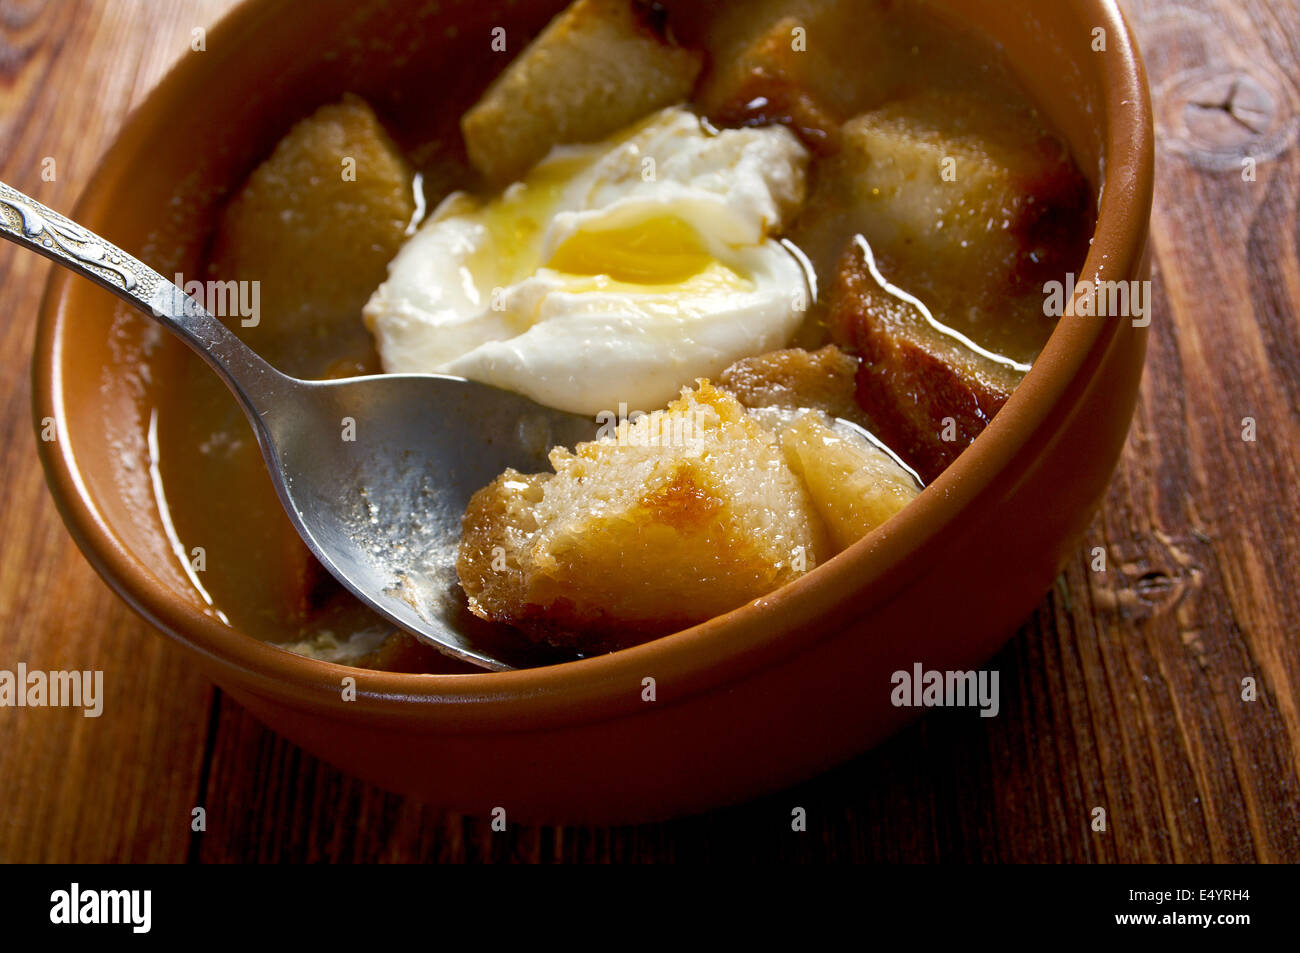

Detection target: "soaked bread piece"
[457, 370, 925, 654]
[829, 239, 1025, 484]
[208, 93, 414, 375]
[461, 0, 704, 186]
[833, 90, 1091, 299]
[457, 382, 827, 652]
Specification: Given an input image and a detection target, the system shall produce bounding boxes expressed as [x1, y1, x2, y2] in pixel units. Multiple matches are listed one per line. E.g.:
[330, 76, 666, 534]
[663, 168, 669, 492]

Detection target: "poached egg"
[363, 106, 812, 416]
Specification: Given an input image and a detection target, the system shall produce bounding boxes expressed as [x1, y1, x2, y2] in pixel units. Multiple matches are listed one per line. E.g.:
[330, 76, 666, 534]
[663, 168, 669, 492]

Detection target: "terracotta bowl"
[32, 0, 1153, 822]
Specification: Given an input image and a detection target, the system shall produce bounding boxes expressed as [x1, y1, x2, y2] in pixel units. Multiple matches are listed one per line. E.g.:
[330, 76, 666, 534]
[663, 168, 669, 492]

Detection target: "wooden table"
[1, 0, 1297, 863]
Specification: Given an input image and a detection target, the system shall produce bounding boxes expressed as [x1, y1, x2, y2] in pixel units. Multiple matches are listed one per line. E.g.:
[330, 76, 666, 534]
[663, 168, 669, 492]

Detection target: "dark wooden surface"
[1, 0, 1298, 863]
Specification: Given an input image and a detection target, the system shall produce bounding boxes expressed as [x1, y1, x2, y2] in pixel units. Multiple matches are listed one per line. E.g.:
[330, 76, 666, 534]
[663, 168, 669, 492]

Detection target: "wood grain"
[1, 0, 1297, 862]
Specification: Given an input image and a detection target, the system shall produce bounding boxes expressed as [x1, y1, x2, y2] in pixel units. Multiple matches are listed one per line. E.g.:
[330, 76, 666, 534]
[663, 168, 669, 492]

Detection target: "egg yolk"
[462, 147, 752, 298]
[549, 217, 717, 285]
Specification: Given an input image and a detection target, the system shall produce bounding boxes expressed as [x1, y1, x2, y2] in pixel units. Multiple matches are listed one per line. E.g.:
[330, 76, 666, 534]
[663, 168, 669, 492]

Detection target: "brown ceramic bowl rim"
[32, 0, 1153, 730]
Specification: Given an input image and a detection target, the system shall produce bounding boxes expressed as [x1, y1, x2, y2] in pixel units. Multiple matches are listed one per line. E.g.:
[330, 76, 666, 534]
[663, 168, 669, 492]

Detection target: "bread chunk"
[829, 239, 1025, 483]
[457, 382, 827, 652]
[838, 91, 1090, 290]
[208, 94, 414, 376]
[461, 0, 704, 185]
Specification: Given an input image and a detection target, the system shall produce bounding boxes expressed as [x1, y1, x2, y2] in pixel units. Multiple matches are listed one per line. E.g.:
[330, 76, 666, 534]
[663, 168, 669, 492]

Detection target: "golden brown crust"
[457, 469, 545, 626]
[456, 383, 827, 653]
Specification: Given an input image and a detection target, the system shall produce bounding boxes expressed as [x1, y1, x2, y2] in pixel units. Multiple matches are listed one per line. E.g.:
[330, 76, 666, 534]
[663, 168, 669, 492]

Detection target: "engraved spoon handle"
[0, 179, 289, 411]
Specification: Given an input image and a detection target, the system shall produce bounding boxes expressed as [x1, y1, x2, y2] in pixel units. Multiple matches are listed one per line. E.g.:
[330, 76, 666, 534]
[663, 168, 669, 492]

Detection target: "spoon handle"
[0, 179, 289, 413]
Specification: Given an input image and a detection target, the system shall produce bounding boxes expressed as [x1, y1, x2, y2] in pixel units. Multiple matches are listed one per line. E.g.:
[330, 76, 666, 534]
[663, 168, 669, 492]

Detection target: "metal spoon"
[1, 179, 594, 671]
